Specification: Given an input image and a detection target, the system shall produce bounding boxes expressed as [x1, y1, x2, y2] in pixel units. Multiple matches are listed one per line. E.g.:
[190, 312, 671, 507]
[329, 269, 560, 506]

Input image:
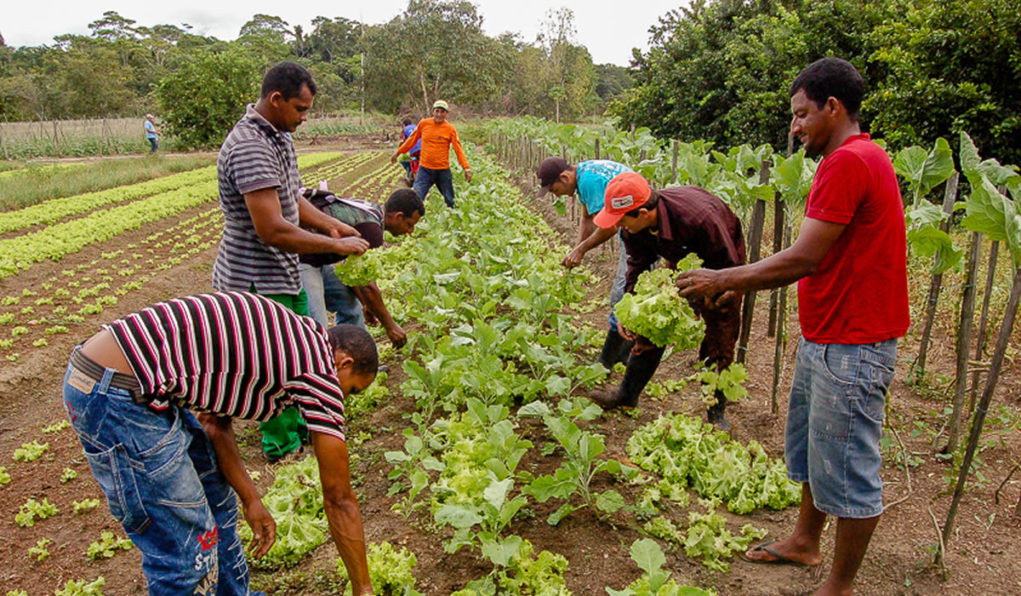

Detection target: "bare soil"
[1, 140, 1019, 595]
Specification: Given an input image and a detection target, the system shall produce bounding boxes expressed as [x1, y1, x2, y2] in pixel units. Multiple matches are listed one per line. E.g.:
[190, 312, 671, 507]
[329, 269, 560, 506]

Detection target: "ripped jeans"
[62, 350, 255, 595]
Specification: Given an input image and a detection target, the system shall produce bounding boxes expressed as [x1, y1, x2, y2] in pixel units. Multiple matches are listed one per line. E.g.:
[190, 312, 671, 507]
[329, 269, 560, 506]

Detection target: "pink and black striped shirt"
[103, 291, 346, 441]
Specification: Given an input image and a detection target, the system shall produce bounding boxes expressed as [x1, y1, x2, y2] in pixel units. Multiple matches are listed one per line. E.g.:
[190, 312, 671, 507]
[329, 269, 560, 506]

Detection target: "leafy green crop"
[28, 538, 51, 561]
[0, 466, 10, 486]
[627, 413, 800, 514]
[334, 251, 383, 287]
[239, 455, 327, 569]
[12, 441, 48, 462]
[54, 577, 106, 596]
[61, 468, 78, 483]
[519, 399, 634, 525]
[682, 501, 766, 572]
[607, 538, 716, 596]
[72, 498, 101, 514]
[453, 537, 570, 595]
[336, 541, 420, 596]
[692, 363, 749, 406]
[15, 497, 59, 527]
[87, 531, 132, 560]
[42, 420, 71, 434]
[614, 258, 705, 348]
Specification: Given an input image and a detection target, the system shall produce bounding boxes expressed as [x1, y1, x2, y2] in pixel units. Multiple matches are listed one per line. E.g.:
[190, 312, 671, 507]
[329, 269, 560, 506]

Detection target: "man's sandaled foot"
[741, 541, 820, 567]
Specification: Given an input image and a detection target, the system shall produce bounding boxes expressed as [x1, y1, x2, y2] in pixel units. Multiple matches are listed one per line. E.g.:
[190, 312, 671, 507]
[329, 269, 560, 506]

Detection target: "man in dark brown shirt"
[590, 173, 745, 430]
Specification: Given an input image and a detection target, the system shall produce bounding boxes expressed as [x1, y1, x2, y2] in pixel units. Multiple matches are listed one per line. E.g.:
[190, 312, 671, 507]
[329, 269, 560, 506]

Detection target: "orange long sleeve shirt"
[397, 118, 469, 171]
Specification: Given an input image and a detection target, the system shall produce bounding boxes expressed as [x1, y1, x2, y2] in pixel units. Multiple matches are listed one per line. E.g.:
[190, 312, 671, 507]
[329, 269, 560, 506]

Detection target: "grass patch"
[0, 154, 214, 212]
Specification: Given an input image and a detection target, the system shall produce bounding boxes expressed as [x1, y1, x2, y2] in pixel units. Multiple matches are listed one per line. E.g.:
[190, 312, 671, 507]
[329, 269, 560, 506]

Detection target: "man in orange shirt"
[390, 100, 472, 207]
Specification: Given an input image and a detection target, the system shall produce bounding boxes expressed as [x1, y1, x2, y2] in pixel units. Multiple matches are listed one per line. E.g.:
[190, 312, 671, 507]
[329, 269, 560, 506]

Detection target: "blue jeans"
[62, 352, 254, 595]
[785, 338, 897, 518]
[299, 263, 366, 329]
[607, 233, 629, 333]
[148, 137, 158, 153]
[413, 166, 456, 207]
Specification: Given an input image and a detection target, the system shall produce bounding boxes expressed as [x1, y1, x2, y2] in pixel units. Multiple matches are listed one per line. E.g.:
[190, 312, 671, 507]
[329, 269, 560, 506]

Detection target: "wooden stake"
[969, 240, 999, 414]
[736, 160, 770, 365]
[914, 173, 961, 380]
[941, 267, 1021, 564]
[771, 215, 792, 414]
[943, 231, 981, 453]
[671, 140, 679, 183]
[767, 196, 786, 337]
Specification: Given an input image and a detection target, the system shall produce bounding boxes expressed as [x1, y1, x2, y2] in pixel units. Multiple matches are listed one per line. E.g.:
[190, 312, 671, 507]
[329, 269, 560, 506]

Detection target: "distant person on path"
[299, 187, 425, 348]
[676, 57, 908, 594]
[62, 291, 376, 595]
[212, 61, 369, 463]
[398, 117, 422, 186]
[144, 114, 160, 153]
[535, 156, 635, 368]
[390, 100, 471, 207]
[589, 172, 745, 431]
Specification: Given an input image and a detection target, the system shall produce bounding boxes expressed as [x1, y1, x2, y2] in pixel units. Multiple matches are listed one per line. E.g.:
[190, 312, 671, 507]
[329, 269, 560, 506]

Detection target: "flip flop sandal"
[740, 541, 809, 567]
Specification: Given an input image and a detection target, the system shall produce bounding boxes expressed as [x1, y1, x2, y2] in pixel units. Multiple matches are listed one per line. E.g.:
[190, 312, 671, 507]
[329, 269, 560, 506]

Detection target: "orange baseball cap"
[593, 172, 651, 228]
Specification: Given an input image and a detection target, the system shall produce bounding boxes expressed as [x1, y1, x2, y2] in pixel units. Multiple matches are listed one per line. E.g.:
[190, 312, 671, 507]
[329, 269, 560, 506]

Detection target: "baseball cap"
[536, 157, 569, 197]
[432, 100, 449, 111]
[593, 172, 652, 228]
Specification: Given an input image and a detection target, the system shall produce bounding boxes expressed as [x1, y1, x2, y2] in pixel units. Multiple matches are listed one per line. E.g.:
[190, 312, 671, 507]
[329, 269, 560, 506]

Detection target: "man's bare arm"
[244, 188, 368, 256]
[196, 414, 276, 558]
[311, 432, 372, 594]
[676, 217, 847, 298]
[352, 283, 406, 348]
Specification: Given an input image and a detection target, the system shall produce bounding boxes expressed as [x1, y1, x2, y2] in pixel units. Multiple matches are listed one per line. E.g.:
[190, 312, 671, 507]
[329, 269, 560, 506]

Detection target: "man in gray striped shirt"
[213, 61, 370, 462]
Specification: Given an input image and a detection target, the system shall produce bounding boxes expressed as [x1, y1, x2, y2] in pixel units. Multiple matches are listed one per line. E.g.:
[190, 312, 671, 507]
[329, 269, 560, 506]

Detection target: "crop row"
[0, 208, 223, 359]
[246, 146, 793, 593]
[0, 161, 86, 181]
[300, 151, 377, 186]
[0, 153, 343, 280]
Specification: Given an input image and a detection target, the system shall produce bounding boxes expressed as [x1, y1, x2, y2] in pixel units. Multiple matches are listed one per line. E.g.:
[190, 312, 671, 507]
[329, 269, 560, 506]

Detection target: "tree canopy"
[611, 0, 1021, 164]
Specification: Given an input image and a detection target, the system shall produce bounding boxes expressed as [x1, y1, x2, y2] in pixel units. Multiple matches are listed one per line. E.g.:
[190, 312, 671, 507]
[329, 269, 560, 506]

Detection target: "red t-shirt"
[797, 133, 909, 344]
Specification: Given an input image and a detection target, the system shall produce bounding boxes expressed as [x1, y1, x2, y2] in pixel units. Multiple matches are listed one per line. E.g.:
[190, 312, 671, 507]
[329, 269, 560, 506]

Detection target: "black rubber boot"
[706, 390, 731, 432]
[597, 329, 632, 369]
[589, 345, 665, 409]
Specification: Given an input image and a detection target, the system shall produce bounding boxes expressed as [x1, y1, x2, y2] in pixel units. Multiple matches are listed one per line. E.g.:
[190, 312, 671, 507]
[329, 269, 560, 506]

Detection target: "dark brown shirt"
[622, 186, 746, 293]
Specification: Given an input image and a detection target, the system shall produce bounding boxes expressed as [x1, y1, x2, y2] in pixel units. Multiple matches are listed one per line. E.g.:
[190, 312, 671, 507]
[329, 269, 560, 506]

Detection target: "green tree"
[362, 0, 509, 113]
[865, 0, 1021, 165]
[155, 48, 260, 148]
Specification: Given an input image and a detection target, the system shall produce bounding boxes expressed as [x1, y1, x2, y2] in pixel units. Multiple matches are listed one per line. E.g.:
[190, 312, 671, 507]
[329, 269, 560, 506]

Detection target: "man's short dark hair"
[261, 61, 317, 100]
[384, 188, 425, 218]
[402, 118, 413, 126]
[789, 57, 864, 120]
[327, 324, 378, 375]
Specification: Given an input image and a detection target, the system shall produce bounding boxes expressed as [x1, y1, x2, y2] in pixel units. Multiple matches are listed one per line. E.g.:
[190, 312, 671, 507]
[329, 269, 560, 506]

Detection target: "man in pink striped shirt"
[62, 291, 376, 595]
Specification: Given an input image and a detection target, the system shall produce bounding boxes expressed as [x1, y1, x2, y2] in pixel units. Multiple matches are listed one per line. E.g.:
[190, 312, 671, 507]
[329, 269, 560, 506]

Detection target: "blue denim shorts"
[785, 338, 897, 518]
[62, 349, 253, 595]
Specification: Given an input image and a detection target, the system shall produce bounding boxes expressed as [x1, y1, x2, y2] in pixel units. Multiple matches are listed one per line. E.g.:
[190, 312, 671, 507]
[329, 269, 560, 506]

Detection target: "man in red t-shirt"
[677, 57, 908, 595]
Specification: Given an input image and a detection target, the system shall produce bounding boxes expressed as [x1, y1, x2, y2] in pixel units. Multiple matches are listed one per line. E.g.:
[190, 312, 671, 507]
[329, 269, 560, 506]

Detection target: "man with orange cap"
[589, 172, 745, 430]
[390, 100, 471, 207]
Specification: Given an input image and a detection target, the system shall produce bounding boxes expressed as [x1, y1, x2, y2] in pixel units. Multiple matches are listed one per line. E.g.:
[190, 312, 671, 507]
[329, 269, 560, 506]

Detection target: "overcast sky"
[2, 1, 685, 66]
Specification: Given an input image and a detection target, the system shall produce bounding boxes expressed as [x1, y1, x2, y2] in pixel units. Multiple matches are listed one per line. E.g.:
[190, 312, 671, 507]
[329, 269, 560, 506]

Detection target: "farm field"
[0, 137, 1019, 596]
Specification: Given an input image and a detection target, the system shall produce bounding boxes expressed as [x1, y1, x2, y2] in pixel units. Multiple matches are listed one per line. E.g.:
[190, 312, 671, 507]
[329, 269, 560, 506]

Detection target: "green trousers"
[255, 288, 310, 458]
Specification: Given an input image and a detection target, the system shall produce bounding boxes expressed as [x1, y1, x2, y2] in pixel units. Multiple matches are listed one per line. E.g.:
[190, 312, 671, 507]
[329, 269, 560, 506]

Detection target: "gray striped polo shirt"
[212, 105, 302, 294]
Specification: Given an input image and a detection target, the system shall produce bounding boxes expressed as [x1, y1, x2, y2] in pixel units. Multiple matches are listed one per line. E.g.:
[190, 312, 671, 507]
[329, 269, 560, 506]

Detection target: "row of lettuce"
[244, 146, 802, 595]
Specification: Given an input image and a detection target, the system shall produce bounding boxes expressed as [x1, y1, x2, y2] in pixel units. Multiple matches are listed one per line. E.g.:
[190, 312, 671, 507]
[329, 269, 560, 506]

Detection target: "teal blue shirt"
[576, 160, 632, 216]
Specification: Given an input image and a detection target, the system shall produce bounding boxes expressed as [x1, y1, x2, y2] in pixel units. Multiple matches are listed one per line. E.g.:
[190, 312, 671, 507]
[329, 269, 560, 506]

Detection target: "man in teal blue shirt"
[537, 157, 647, 367]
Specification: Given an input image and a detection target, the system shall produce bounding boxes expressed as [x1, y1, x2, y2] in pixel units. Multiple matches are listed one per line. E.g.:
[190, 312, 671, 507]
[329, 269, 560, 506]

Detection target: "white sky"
[2, 1, 686, 66]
